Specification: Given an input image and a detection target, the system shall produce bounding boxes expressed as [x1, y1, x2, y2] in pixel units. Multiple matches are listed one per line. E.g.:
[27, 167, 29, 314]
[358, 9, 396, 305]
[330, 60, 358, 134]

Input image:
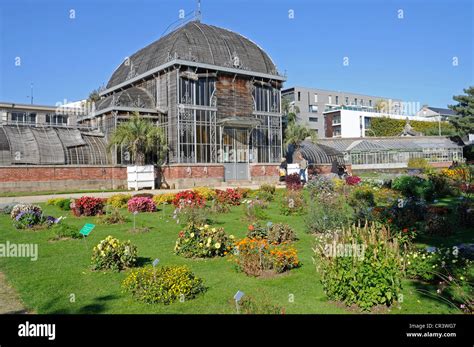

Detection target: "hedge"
[367, 117, 456, 137]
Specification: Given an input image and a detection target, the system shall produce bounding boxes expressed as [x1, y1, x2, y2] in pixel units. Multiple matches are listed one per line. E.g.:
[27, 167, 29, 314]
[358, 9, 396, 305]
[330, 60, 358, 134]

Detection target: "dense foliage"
[122, 265, 206, 304]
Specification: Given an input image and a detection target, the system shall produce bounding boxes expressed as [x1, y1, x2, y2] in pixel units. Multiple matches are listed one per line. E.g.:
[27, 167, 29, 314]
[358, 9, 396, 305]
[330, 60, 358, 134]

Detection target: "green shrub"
[405, 247, 472, 283]
[305, 196, 353, 233]
[174, 224, 234, 258]
[107, 194, 132, 208]
[392, 175, 433, 199]
[235, 294, 284, 314]
[267, 223, 297, 244]
[91, 236, 137, 272]
[313, 223, 403, 311]
[280, 190, 306, 215]
[253, 190, 274, 202]
[349, 186, 376, 222]
[97, 208, 129, 225]
[50, 222, 81, 240]
[259, 184, 276, 195]
[425, 173, 458, 200]
[56, 199, 72, 211]
[122, 265, 206, 304]
[306, 175, 335, 199]
[242, 199, 269, 222]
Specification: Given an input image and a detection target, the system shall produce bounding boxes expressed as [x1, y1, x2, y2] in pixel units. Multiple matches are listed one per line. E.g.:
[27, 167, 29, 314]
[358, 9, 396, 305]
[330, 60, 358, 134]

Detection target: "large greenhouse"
[79, 20, 285, 182]
[319, 136, 464, 169]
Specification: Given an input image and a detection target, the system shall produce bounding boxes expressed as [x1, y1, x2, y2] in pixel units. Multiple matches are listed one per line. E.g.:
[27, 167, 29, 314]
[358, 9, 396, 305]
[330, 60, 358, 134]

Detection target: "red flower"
[402, 228, 408, 233]
[248, 225, 255, 231]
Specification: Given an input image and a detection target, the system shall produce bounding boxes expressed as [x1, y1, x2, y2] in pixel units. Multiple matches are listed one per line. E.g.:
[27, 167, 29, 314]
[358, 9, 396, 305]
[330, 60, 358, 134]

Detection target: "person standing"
[279, 157, 287, 182]
[299, 154, 308, 183]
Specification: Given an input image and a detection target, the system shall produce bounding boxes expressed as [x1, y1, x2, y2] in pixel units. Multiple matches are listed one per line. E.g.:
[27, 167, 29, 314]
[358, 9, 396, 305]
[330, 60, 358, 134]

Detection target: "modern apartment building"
[281, 86, 403, 137]
[323, 106, 437, 138]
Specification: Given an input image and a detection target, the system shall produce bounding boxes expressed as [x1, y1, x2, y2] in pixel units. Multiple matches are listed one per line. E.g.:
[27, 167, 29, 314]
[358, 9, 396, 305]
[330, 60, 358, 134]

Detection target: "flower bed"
[233, 237, 300, 277]
[91, 236, 137, 272]
[172, 190, 206, 208]
[215, 188, 242, 206]
[71, 196, 106, 217]
[127, 196, 156, 213]
[122, 265, 206, 304]
[174, 224, 234, 258]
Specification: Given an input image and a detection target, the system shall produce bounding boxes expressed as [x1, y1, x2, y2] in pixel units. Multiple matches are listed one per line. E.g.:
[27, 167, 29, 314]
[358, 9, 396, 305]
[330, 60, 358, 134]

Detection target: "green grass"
[0, 192, 470, 314]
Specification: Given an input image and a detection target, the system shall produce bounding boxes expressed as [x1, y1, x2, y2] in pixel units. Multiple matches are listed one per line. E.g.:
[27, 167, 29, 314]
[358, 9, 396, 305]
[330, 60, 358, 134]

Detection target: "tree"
[284, 121, 317, 150]
[108, 112, 168, 166]
[88, 88, 101, 103]
[448, 86, 474, 135]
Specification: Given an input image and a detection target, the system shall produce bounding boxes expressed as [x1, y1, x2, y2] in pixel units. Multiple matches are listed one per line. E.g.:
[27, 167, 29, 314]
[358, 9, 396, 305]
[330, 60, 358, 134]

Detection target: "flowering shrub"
[174, 224, 234, 258]
[373, 188, 402, 206]
[127, 197, 156, 213]
[122, 265, 206, 304]
[71, 197, 106, 217]
[280, 190, 306, 215]
[246, 222, 268, 239]
[306, 175, 335, 199]
[107, 194, 132, 208]
[313, 223, 403, 311]
[172, 190, 206, 208]
[10, 204, 42, 220]
[246, 222, 296, 245]
[259, 184, 276, 195]
[13, 210, 45, 229]
[192, 187, 216, 200]
[233, 237, 301, 277]
[215, 188, 242, 206]
[267, 223, 297, 244]
[236, 187, 251, 198]
[405, 246, 472, 283]
[305, 196, 353, 233]
[152, 193, 175, 205]
[345, 175, 361, 186]
[441, 166, 471, 182]
[91, 236, 137, 272]
[285, 173, 302, 190]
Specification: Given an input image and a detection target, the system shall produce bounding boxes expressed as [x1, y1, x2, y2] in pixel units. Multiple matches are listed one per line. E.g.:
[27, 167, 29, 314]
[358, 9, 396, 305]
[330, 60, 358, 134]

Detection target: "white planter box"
[127, 165, 155, 191]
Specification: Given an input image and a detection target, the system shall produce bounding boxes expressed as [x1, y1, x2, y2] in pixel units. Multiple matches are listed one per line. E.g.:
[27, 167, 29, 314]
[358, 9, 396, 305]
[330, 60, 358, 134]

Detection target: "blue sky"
[0, 0, 472, 110]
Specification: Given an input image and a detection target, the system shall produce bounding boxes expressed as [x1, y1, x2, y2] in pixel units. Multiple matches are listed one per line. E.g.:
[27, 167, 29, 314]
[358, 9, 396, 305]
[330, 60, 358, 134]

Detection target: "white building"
[323, 106, 438, 138]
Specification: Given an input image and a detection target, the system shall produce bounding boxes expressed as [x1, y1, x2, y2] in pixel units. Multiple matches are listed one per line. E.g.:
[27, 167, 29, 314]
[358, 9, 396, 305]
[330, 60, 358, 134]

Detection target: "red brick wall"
[160, 165, 225, 180]
[0, 166, 127, 182]
[250, 164, 279, 177]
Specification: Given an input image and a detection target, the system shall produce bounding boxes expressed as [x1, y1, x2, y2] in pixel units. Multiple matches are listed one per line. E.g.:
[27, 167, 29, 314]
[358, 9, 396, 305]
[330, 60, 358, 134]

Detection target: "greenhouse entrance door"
[222, 128, 249, 181]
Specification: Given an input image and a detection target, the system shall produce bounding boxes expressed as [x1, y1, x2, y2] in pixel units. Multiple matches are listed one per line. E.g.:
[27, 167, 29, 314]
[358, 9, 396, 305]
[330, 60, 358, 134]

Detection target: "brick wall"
[0, 166, 127, 192]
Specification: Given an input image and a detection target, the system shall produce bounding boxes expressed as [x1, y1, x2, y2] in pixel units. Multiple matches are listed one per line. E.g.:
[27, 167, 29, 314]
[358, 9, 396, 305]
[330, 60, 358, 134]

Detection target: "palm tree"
[108, 112, 168, 166]
[284, 121, 317, 150]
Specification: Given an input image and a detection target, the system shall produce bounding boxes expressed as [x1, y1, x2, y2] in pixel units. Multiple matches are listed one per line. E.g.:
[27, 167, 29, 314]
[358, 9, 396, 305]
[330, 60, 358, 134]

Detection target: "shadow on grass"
[43, 294, 120, 314]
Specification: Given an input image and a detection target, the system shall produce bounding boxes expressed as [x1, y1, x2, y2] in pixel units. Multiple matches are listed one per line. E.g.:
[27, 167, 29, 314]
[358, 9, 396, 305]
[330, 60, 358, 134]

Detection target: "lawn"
[0, 188, 470, 314]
